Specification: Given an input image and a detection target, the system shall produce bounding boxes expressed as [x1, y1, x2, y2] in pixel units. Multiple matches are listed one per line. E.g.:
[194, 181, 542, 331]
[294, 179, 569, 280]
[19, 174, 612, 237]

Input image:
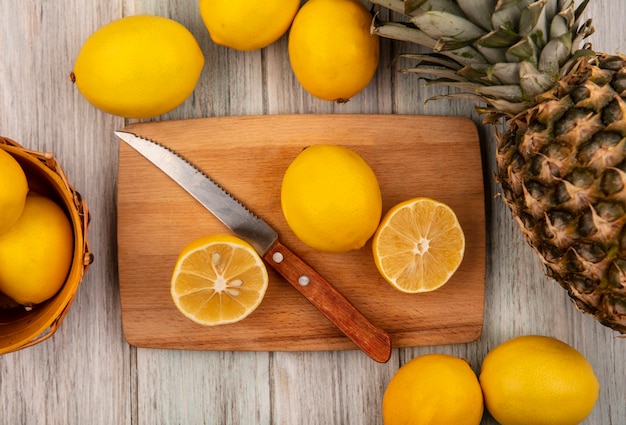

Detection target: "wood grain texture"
[0, 1, 625, 424]
[117, 115, 484, 354]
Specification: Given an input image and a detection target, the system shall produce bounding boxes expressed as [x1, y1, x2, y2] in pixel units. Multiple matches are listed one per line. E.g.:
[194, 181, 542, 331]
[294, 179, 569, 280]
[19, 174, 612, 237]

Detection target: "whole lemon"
[0, 193, 74, 306]
[199, 0, 299, 51]
[382, 353, 484, 425]
[281, 145, 382, 253]
[479, 335, 600, 425]
[0, 149, 28, 234]
[288, 0, 379, 102]
[72, 15, 204, 118]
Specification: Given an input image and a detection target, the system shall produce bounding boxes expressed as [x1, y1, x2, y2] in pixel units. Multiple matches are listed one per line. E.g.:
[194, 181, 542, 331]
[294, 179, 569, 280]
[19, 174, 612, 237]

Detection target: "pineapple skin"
[497, 53, 626, 333]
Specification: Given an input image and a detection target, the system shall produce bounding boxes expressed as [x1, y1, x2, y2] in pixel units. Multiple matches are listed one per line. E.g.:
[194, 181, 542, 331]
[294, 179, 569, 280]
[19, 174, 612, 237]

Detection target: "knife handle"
[263, 240, 392, 363]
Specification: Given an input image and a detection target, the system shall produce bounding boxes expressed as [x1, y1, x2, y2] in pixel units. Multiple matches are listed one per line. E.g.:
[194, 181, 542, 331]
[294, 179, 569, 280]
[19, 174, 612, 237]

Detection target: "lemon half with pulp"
[171, 234, 269, 326]
[373, 197, 465, 293]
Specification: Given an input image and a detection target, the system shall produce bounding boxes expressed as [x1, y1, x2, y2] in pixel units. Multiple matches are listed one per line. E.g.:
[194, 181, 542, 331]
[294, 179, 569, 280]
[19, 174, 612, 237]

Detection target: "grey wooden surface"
[1, 1, 625, 424]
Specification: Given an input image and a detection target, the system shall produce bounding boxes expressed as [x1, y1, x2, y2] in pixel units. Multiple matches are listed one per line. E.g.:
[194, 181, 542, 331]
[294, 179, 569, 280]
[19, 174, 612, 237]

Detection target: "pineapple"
[369, 0, 626, 332]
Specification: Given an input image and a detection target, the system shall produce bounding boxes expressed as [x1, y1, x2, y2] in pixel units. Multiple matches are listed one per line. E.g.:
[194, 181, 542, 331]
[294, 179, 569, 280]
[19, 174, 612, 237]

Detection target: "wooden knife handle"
[263, 240, 392, 363]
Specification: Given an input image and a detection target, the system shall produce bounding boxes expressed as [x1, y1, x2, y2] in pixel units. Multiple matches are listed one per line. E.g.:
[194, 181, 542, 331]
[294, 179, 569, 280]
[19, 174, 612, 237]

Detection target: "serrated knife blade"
[115, 130, 392, 363]
[115, 130, 277, 255]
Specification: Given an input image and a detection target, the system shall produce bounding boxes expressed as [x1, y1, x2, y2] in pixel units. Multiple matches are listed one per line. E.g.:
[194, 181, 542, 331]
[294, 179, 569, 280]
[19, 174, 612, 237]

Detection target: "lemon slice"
[373, 197, 465, 293]
[170, 234, 269, 326]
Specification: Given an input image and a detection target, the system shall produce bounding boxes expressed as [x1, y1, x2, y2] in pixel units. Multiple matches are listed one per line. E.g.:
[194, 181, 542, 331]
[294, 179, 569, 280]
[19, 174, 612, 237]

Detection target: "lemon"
[199, 0, 299, 51]
[72, 15, 204, 118]
[281, 145, 382, 253]
[0, 193, 74, 306]
[171, 234, 269, 326]
[382, 353, 484, 425]
[480, 335, 600, 425]
[0, 149, 28, 234]
[288, 0, 379, 102]
[373, 197, 465, 293]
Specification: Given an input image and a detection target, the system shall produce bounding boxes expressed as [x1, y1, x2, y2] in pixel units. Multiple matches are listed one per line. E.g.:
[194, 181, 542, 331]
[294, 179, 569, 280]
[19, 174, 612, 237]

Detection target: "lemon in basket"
[171, 234, 269, 326]
[0, 148, 28, 234]
[0, 193, 74, 306]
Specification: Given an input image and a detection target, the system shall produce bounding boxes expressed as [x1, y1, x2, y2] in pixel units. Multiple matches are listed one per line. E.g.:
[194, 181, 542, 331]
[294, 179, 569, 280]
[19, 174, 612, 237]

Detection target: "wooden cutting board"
[117, 114, 485, 353]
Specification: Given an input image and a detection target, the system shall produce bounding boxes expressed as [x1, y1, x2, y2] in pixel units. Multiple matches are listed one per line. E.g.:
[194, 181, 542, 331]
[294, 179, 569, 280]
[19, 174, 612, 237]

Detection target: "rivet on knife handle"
[264, 240, 392, 363]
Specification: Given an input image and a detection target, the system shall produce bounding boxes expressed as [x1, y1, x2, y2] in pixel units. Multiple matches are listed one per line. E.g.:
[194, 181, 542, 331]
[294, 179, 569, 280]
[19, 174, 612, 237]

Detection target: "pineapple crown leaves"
[371, 0, 596, 117]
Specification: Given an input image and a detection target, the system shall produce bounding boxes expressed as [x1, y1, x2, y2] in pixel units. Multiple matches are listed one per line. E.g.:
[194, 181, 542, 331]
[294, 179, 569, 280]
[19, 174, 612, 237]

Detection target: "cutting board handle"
[264, 240, 392, 363]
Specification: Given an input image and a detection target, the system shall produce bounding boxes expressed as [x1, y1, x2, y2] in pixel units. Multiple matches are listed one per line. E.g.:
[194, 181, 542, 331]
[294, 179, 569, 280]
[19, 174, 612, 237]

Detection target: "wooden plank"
[117, 114, 485, 352]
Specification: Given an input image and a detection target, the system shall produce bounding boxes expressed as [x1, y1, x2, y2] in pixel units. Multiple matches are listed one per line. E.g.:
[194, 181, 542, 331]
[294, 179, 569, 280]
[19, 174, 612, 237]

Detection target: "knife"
[115, 131, 392, 363]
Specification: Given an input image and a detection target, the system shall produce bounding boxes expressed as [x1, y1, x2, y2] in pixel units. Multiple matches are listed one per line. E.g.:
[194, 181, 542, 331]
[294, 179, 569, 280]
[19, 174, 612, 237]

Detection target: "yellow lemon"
[171, 234, 269, 326]
[0, 148, 28, 234]
[479, 335, 600, 425]
[382, 353, 484, 425]
[373, 197, 465, 293]
[199, 0, 299, 51]
[0, 194, 74, 306]
[281, 145, 382, 253]
[72, 15, 204, 118]
[288, 0, 379, 102]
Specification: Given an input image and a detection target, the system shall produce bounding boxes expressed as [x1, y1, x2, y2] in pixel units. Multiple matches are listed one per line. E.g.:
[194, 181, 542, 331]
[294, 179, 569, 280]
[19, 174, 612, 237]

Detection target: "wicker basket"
[0, 137, 93, 354]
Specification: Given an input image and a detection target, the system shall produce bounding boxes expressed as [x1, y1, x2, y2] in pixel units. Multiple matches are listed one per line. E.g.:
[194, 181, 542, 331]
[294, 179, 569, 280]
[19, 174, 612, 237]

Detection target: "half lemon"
[373, 198, 465, 293]
[171, 234, 269, 326]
